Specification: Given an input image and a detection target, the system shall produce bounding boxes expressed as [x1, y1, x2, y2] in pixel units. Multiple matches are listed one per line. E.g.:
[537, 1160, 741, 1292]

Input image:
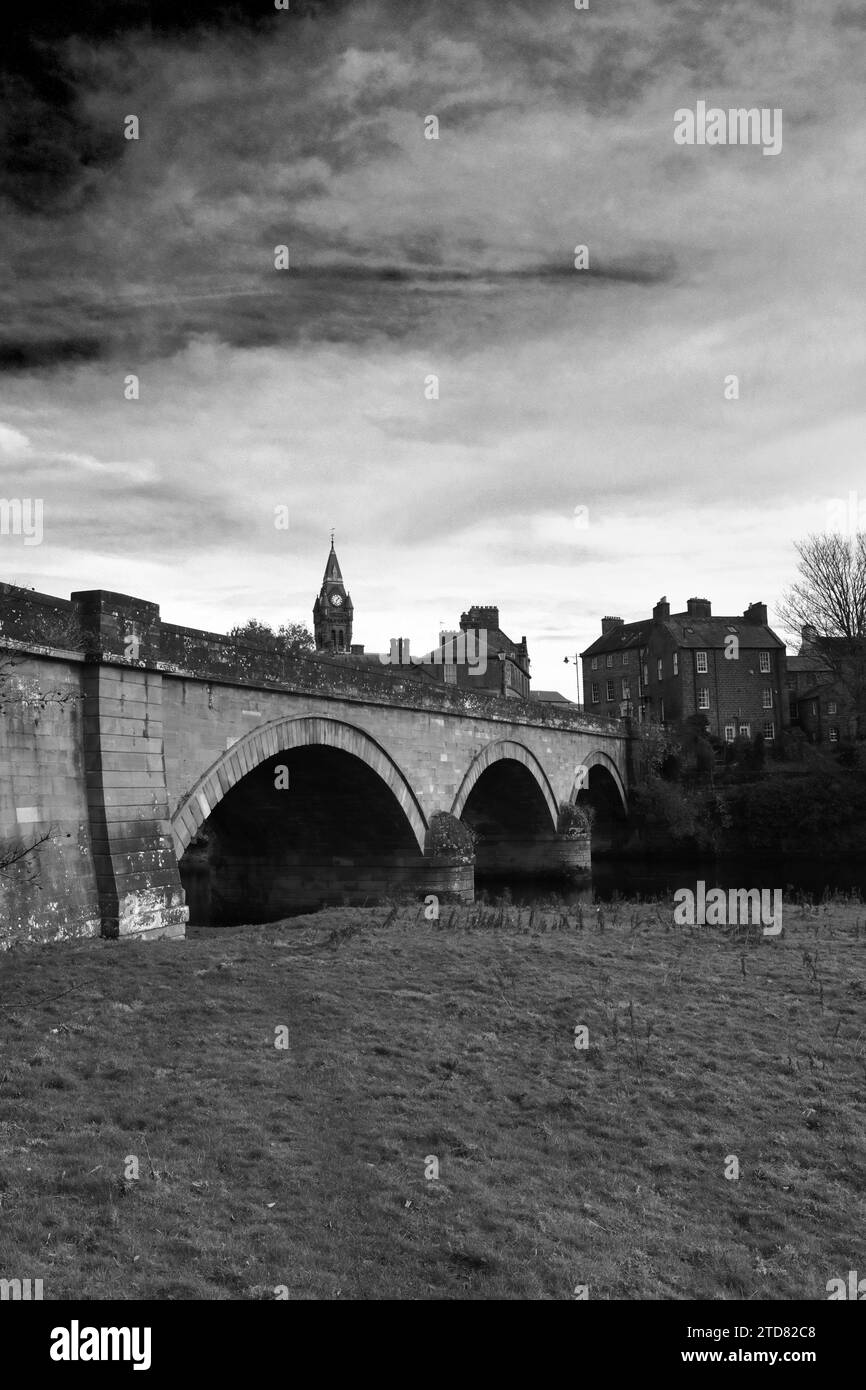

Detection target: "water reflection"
[479, 856, 866, 908]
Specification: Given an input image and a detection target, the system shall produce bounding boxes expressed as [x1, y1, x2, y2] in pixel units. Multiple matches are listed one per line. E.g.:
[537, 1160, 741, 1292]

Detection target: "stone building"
[581, 596, 788, 744]
[414, 606, 531, 699]
[529, 689, 574, 708]
[795, 678, 855, 744]
[787, 625, 864, 743]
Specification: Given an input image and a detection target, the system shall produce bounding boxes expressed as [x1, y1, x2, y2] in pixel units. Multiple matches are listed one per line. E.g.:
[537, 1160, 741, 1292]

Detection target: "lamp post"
[563, 654, 582, 710]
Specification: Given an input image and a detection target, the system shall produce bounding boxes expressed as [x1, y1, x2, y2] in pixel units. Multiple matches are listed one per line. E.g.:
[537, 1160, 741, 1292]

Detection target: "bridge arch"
[450, 739, 559, 831]
[172, 715, 428, 856]
[571, 749, 628, 814]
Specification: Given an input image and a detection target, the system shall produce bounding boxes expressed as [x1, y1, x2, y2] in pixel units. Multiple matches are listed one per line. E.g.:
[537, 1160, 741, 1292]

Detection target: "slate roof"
[660, 615, 785, 650]
[418, 625, 529, 673]
[787, 653, 832, 674]
[529, 690, 573, 705]
[583, 612, 784, 657]
[581, 621, 650, 658]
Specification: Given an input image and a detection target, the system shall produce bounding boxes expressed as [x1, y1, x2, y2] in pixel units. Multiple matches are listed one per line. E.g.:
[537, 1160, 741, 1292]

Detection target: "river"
[480, 854, 866, 906]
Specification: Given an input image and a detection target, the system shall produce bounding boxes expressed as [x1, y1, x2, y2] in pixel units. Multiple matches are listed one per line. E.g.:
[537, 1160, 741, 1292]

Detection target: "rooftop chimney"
[686, 597, 712, 619]
[601, 616, 623, 635]
[653, 596, 670, 621]
[743, 601, 767, 625]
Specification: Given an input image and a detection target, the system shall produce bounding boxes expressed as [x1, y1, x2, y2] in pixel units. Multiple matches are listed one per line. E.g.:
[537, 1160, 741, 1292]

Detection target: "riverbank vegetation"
[626, 719, 866, 859]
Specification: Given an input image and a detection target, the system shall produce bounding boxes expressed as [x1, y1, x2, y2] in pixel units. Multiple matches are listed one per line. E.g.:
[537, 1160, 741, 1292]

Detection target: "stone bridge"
[0, 585, 634, 947]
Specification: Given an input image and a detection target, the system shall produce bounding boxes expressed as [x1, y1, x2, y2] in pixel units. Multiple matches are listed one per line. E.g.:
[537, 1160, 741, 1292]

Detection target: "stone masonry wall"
[0, 649, 100, 947]
[0, 584, 632, 946]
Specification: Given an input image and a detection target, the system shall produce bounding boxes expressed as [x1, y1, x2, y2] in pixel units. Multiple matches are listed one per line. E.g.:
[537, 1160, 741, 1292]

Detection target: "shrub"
[425, 813, 475, 863]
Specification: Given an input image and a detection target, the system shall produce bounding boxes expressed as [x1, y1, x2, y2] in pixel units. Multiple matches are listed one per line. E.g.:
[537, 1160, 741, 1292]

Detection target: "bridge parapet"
[1, 582, 627, 736]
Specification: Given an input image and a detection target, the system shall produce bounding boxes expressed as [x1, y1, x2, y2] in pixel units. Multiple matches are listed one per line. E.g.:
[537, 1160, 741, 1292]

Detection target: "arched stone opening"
[571, 753, 629, 856]
[175, 717, 430, 924]
[452, 742, 587, 882]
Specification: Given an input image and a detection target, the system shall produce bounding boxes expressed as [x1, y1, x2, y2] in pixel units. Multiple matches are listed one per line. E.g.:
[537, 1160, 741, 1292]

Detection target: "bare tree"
[0, 828, 52, 883]
[778, 532, 866, 731]
[778, 533, 866, 640]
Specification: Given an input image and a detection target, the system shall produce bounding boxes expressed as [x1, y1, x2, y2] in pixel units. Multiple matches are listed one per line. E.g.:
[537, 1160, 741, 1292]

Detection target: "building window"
[739, 722, 750, 738]
[657, 658, 663, 681]
[673, 652, 678, 676]
[828, 701, 837, 715]
[621, 678, 630, 700]
[443, 664, 457, 685]
[606, 654, 613, 668]
[811, 701, 817, 716]
[762, 688, 773, 708]
[698, 688, 710, 710]
[696, 650, 708, 673]
[763, 721, 775, 741]
[829, 725, 839, 742]
[786, 674, 796, 690]
[790, 701, 799, 719]
[643, 664, 649, 687]
[623, 651, 629, 666]
[606, 680, 615, 702]
[591, 657, 598, 670]
[759, 651, 771, 673]
[724, 724, 735, 743]
[591, 682, 600, 703]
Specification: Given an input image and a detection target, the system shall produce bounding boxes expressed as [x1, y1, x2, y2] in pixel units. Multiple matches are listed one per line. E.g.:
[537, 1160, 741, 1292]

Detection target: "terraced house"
[582, 597, 788, 744]
[788, 626, 865, 744]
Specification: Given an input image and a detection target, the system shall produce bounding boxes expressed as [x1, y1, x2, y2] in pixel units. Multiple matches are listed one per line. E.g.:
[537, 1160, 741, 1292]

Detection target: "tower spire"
[313, 534, 353, 652]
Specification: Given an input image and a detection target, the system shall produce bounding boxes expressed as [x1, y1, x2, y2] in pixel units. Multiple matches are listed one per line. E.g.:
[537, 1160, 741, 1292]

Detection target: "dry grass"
[0, 896, 864, 1299]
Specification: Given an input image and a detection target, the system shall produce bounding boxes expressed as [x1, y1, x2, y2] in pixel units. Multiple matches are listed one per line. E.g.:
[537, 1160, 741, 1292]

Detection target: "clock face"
[331, 593, 343, 607]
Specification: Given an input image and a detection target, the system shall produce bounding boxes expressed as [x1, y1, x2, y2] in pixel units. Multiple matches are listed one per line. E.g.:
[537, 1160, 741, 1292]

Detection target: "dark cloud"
[0, 336, 104, 371]
[0, 255, 675, 371]
[0, 2, 353, 212]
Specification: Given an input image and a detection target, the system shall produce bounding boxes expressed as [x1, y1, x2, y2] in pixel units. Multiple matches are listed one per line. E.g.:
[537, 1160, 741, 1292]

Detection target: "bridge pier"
[75, 591, 188, 942]
[473, 830, 590, 882]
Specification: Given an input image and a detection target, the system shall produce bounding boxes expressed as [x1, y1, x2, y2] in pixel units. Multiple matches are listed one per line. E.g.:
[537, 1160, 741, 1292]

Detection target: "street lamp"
[563, 654, 582, 710]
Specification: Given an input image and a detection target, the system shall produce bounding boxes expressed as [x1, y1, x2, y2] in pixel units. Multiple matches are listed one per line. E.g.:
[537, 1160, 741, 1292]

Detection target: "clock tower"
[313, 534, 354, 653]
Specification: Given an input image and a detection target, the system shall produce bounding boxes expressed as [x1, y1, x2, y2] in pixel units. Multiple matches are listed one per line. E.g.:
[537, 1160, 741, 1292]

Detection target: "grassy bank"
[1, 897, 864, 1299]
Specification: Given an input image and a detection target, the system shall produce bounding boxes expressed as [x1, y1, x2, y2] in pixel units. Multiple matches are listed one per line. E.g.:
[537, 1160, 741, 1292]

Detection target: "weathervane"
[330, 528, 335, 546]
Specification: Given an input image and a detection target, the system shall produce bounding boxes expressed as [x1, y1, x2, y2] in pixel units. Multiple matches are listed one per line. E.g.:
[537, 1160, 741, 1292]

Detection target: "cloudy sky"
[1, 0, 864, 694]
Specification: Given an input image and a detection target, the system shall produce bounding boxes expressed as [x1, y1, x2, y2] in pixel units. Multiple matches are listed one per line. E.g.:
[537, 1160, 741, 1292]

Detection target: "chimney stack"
[743, 601, 768, 625]
[601, 616, 623, 635]
[653, 596, 670, 621]
[686, 597, 712, 619]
